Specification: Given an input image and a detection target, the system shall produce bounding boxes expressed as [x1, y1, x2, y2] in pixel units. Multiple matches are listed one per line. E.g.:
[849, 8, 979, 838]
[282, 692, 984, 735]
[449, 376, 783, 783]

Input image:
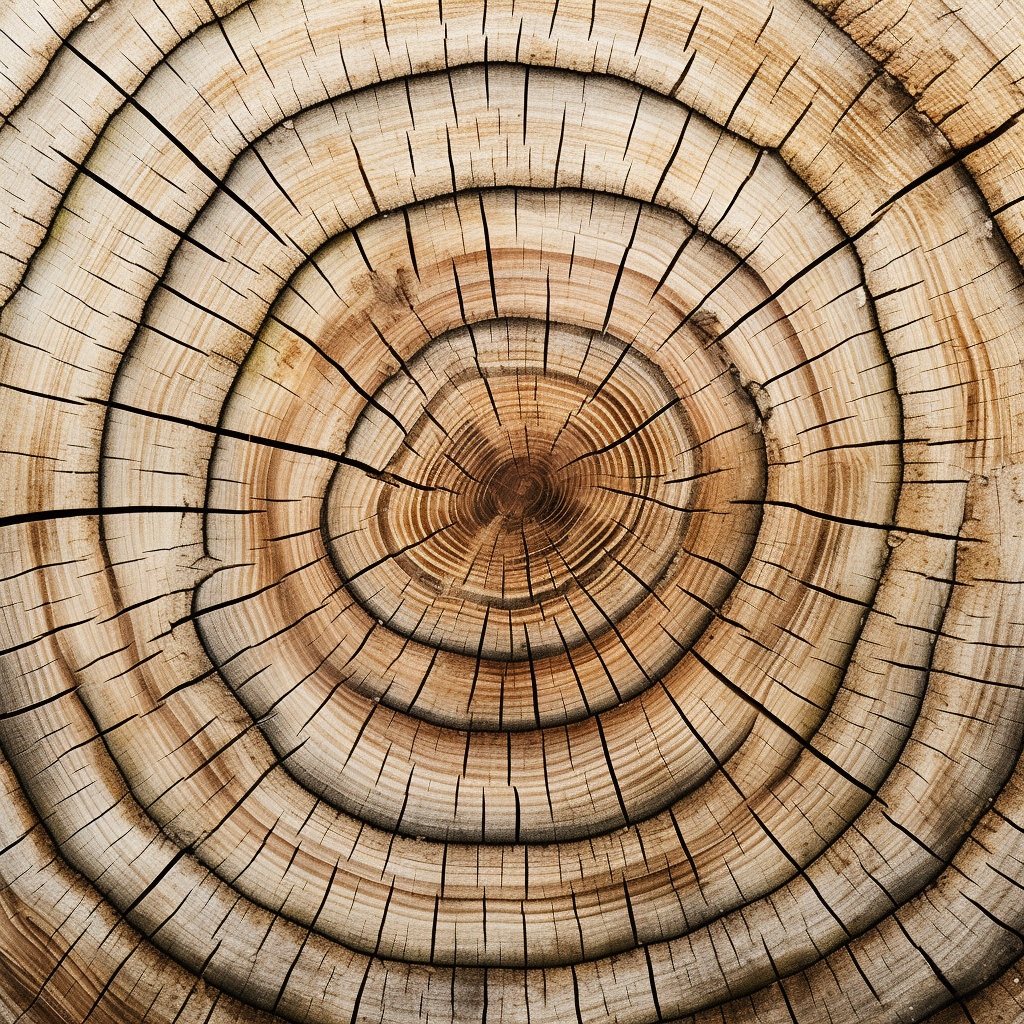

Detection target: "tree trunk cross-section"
[1, 1, 1024, 1022]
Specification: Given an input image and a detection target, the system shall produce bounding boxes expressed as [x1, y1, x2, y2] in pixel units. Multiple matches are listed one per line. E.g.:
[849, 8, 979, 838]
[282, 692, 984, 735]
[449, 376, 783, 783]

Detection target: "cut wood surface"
[2, 0, 1024, 1021]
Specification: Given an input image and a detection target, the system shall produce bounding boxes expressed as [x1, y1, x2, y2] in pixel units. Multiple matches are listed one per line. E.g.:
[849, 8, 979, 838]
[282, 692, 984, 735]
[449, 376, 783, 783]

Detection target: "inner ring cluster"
[326, 323, 698, 661]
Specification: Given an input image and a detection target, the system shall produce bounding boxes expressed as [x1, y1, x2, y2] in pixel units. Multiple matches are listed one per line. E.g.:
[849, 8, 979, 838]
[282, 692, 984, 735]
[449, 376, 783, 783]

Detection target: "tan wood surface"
[2, 0, 1024, 1021]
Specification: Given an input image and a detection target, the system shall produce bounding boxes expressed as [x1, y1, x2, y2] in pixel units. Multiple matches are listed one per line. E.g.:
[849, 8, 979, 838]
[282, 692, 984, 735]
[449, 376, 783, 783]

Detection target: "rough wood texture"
[2, 0, 1024, 1021]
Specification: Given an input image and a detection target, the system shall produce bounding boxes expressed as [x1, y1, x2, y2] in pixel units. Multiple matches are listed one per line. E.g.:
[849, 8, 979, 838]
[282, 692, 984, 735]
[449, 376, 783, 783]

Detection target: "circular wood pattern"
[2, 1, 1024, 1022]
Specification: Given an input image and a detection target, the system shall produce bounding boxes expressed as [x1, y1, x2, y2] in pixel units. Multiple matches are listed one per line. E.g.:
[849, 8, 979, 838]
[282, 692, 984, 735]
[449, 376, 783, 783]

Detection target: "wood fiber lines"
[1, 1, 1024, 1022]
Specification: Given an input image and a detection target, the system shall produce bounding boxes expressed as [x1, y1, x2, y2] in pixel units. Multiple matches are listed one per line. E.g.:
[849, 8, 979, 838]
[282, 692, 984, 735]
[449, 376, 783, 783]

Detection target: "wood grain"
[2, 0, 1024, 1022]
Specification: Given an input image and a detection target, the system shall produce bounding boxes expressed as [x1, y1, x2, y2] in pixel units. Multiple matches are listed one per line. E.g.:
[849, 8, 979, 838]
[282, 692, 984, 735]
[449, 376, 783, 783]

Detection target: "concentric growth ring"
[328, 320, 701, 663]
[1, 1, 1024, 1023]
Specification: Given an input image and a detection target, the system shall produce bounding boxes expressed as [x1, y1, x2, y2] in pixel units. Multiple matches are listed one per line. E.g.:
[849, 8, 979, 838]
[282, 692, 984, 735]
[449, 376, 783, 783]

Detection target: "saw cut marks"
[1, 2, 1024, 1024]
